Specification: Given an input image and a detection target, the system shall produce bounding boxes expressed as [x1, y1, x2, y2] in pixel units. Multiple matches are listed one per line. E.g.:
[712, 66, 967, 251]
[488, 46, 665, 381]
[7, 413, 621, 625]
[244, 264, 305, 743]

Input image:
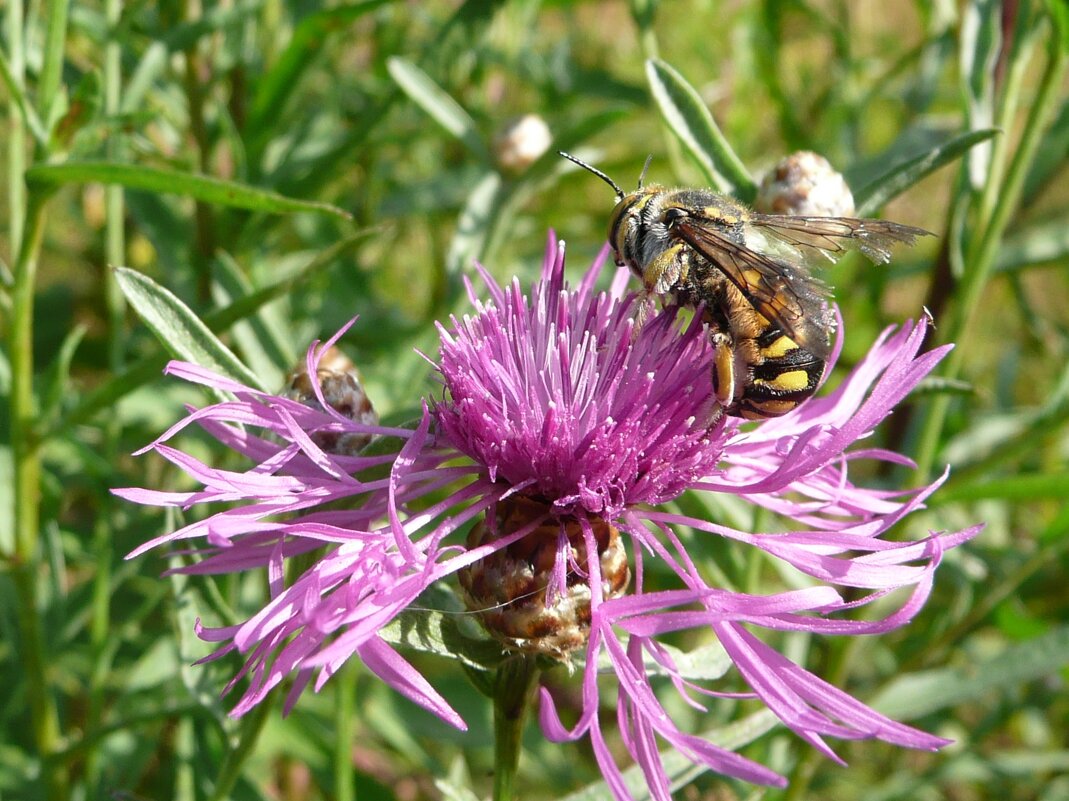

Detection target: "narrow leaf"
[597, 640, 732, 681]
[854, 128, 1000, 215]
[387, 57, 490, 162]
[41, 323, 87, 422]
[1021, 98, 1069, 202]
[645, 58, 755, 199]
[114, 268, 265, 390]
[996, 218, 1069, 271]
[55, 232, 372, 436]
[871, 625, 1069, 720]
[209, 231, 374, 330]
[212, 252, 290, 388]
[26, 162, 352, 219]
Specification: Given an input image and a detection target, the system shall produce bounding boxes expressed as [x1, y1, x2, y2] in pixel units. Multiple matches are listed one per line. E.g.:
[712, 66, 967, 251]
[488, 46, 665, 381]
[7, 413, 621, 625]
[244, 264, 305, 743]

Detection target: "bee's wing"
[746, 214, 932, 265]
[675, 217, 836, 359]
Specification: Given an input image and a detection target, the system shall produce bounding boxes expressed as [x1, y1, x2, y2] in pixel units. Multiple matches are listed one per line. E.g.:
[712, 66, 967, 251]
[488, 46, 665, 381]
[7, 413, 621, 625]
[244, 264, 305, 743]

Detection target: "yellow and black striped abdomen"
[733, 330, 825, 420]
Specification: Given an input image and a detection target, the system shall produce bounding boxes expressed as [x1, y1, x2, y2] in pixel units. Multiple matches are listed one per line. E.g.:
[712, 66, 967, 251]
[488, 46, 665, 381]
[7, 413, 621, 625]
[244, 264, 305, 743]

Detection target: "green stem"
[492, 656, 540, 801]
[181, 1, 217, 301]
[36, 0, 71, 143]
[207, 694, 274, 801]
[334, 663, 357, 801]
[913, 18, 1068, 483]
[8, 5, 70, 798]
[11, 190, 66, 801]
[6, 0, 25, 256]
[87, 0, 125, 791]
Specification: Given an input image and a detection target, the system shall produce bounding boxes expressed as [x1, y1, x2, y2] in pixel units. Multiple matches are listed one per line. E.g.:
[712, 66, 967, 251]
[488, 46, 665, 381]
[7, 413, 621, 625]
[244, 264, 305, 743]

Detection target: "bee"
[560, 152, 930, 420]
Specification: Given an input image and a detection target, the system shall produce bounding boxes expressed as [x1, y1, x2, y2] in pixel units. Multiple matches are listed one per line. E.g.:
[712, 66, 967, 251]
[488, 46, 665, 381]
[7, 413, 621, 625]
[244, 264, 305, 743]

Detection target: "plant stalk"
[492, 656, 540, 801]
[86, 0, 126, 791]
[207, 694, 274, 801]
[913, 18, 1068, 483]
[334, 663, 357, 801]
[6, 0, 25, 257]
[10, 190, 67, 801]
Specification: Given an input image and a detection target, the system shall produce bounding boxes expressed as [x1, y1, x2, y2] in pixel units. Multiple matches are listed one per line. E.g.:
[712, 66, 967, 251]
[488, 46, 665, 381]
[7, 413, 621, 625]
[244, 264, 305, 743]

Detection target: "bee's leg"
[710, 332, 738, 411]
[643, 244, 687, 296]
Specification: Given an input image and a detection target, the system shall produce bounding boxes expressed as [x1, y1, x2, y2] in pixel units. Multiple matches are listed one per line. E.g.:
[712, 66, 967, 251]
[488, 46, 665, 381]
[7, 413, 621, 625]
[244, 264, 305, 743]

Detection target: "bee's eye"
[664, 207, 687, 225]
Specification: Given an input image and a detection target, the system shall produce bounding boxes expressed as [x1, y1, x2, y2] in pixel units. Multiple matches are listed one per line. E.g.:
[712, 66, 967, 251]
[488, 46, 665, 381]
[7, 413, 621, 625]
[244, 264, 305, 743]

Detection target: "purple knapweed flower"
[119, 232, 979, 798]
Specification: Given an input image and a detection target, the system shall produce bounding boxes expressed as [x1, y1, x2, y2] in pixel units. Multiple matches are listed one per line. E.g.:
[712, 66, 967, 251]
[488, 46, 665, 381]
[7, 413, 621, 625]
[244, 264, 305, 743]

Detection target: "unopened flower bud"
[756, 151, 855, 217]
[493, 114, 552, 173]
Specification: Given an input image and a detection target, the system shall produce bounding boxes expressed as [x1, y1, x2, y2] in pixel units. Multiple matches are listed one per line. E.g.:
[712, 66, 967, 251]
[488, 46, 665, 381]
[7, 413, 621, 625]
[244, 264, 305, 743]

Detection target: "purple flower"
[118, 232, 979, 796]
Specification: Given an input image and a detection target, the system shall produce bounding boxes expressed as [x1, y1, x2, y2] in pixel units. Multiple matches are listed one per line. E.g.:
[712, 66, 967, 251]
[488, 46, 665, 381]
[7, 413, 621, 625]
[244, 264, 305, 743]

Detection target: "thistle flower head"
[119, 232, 979, 797]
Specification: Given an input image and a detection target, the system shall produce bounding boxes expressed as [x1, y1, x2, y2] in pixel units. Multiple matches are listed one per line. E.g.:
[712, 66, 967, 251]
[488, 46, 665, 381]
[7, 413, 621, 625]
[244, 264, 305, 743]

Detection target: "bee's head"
[558, 152, 655, 277]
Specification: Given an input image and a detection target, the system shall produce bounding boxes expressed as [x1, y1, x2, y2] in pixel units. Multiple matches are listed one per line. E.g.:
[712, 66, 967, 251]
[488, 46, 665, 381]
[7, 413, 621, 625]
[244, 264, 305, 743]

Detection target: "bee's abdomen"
[736, 333, 825, 419]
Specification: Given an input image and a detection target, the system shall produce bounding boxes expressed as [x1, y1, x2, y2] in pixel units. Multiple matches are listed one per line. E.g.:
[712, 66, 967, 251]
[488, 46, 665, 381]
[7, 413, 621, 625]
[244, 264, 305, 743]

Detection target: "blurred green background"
[2, 1, 1069, 799]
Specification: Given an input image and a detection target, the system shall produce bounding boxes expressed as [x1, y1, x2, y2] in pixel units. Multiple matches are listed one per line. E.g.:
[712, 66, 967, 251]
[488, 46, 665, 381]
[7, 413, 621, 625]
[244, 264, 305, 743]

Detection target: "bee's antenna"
[557, 151, 625, 201]
[637, 154, 653, 189]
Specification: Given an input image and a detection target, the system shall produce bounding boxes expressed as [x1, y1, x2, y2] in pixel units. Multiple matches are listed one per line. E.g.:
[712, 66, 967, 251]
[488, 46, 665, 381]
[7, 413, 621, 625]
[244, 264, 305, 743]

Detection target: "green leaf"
[26, 162, 352, 219]
[211, 252, 290, 388]
[1021, 99, 1069, 202]
[645, 58, 755, 199]
[208, 231, 375, 331]
[387, 57, 490, 162]
[114, 267, 265, 391]
[854, 128, 1000, 216]
[377, 584, 506, 672]
[871, 625, 1069, 720]
[54, 233, 371, 437]
[910, 375, 976, 398]
[435, 778, 483, 801]
[1048, 0, 1069, 54]
[167, 566, 228, 720]
[122, 42, 168, 114]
